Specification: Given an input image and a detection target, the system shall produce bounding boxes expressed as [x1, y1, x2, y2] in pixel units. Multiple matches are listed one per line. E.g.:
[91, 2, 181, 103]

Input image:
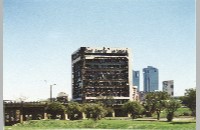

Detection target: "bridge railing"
[4, 101, 47, 107]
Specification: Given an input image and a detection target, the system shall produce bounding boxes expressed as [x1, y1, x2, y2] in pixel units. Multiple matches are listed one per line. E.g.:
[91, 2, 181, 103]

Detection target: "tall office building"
[133, 71, 140, 91]
[163, 80, 174, 96]
[72, 47, 133, 104]
[143, 66, 159, 92]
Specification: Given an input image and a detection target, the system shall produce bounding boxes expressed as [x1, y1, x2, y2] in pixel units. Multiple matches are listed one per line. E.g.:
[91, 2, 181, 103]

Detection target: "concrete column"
[82, 112, 86, 119]
[65, 114, 69, 120]
[20, 115, 23, 123]
[128, 113, 131, 118]
[44, 113, 48, 120]
[112, 112, 115, 117]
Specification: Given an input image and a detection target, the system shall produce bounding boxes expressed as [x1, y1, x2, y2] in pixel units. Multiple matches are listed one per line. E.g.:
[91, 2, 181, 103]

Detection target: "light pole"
[50, 84, 56, 102]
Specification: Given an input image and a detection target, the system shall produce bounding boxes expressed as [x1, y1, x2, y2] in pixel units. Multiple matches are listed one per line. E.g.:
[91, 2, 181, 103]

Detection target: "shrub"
[183, 112, 191, 116]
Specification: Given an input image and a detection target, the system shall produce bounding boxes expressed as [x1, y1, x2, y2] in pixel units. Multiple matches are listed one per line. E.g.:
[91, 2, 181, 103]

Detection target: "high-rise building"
[133, 71, 140, 91]
[143, 66, 159, 92]
[71, 47, 133, 104]
[163, 80, 174, 96]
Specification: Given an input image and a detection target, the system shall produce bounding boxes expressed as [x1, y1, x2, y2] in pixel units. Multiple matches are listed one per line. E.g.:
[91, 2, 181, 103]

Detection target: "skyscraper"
[133, 71, 140, 91]
[143, 66, 159, 92]
[163, 80, 174, 96]
[71, 47, 133, 104]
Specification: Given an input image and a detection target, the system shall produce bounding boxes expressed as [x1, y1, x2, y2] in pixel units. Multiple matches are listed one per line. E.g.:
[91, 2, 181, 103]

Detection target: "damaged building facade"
[72, 47, 133, 105]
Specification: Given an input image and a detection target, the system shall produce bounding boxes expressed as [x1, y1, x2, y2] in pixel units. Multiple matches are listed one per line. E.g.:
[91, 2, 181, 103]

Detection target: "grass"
[4, 117, 196, 130]
[152, 107, 192, 118]
[175, 107, 192, 116]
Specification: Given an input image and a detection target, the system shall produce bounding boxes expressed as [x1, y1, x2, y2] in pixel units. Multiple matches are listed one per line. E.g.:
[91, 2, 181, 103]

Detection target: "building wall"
[143, 66, 159, 92]
[133, 71, 140, 91]
[132, 86, 139, 101]
[71, 47, 133, 104]
[162, 80, 174, 96]
[138, 91, 147, 102]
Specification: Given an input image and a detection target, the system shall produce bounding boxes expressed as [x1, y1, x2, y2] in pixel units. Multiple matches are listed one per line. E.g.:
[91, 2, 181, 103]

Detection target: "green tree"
[122, 101, 144, 119]
[143, 91, 170, 120]
[83, 103, 107, 121]
[95, 96, 114, 116]
[165, 99, 181, 122]
[181, 88, 196, 117]
[46, 102, 66, 119]
[66, 102, 82, 120]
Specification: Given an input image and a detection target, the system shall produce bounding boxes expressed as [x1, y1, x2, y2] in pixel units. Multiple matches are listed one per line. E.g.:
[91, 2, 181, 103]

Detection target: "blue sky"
[3, 0, 195, 101]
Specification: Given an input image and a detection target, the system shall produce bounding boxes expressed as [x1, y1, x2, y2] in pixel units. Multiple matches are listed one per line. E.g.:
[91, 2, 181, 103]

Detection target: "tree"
[95, 96, 114, 116]
[15, 95, 29, 102]
[83, 103, 108, 121]
[122, 101, 144, 119]
[46, 102, 66, 119]
[181, 88, 196, 117]
[143, 91, 170, 120]
[66, 102, 82, 120]
[165, 99, 181, 122]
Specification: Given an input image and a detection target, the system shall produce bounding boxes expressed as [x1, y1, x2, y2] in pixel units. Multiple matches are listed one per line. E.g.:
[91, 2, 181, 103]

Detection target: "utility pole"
[50, 84, 56, 102]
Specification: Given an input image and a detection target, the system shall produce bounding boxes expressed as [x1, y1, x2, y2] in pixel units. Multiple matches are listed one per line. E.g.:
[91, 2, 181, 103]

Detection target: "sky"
[3, 0, 196, 101]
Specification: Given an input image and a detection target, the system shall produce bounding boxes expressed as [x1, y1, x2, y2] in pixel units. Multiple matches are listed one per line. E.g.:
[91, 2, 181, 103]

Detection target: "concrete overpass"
[4, 100, 47, 126]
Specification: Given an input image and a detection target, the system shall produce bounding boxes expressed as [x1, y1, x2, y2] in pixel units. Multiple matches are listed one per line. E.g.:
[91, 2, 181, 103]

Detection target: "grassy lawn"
[152, 107, 192, 119]
[4, 118, 196, 130]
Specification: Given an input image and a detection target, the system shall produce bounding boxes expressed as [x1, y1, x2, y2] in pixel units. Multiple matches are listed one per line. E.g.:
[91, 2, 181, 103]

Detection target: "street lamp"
[50, 84, 56, 102]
